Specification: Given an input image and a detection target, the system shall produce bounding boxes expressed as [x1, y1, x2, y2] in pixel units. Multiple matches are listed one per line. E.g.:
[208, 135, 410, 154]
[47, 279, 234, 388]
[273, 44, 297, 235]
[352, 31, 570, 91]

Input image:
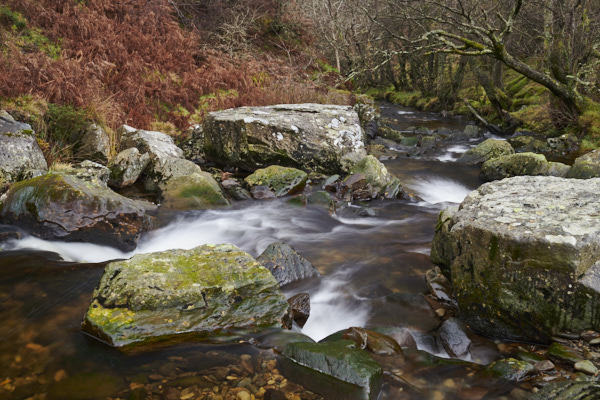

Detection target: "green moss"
[0, 5, 27, 30]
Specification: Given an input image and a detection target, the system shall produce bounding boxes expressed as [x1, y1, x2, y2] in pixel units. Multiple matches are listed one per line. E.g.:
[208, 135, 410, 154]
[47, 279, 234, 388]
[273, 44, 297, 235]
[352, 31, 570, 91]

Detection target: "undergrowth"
[0, 0, 349, 164]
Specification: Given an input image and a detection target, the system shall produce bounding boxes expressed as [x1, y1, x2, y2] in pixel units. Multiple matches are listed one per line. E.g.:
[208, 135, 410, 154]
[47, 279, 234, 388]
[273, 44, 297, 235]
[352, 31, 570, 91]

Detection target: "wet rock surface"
[203, 104, 367, 174]
[457, 138, 514, 164]
[432, 176, 600, 342]
[257, 242, 321, 287]
[480, 152, 570, 181]
[158, 171, 231, 210]
[244, 166, 308, 198]
[566, 148, 600, 179]
[0, 173, 146, 251]
[281, 340, 383, 400]
[82, 244, 290, 348]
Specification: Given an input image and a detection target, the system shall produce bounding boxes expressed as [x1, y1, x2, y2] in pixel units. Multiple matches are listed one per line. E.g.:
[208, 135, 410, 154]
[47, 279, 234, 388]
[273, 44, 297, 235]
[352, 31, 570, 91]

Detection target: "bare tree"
[367, 0, 600, 120]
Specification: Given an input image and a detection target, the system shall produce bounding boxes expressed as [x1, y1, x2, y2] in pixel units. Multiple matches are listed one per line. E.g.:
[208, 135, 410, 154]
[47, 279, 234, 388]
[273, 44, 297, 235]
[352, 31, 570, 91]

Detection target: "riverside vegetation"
[2, 1, 600, 400]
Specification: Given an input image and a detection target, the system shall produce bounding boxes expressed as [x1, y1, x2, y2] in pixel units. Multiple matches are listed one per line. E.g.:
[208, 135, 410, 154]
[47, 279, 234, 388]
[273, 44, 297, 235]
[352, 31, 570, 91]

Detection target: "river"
[0, 104, 527, 399]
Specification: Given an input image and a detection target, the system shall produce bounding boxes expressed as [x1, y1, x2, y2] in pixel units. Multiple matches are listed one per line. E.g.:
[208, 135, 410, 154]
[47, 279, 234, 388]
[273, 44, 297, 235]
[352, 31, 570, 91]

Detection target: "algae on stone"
[159, 171, 230, 210]
[82, 244, 289, 348]
[244, 165, 308, 197]
[431, 176, 600, 342]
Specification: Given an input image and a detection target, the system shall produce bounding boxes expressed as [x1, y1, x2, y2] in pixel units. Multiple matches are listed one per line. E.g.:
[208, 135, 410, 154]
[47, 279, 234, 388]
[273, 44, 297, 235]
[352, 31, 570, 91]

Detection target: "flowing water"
[0, 104, 528, 399]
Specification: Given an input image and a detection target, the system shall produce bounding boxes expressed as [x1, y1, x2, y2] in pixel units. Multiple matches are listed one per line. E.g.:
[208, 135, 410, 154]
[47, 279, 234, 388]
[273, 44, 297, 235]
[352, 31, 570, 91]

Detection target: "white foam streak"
[299, 272, 370, 341]
[410, 177, 473, 204]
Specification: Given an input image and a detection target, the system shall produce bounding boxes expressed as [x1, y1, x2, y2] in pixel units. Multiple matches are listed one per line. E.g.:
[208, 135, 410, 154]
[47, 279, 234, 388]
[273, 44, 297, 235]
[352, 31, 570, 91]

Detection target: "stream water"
[0, 104, 530, 399]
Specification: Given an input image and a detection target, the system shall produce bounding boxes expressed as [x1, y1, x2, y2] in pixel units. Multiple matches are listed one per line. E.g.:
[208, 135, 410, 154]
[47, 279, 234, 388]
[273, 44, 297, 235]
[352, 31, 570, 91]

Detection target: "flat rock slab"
[432, 176, 600, 342]
[82, 244, 289, 349]
[203, 104, 367, 174]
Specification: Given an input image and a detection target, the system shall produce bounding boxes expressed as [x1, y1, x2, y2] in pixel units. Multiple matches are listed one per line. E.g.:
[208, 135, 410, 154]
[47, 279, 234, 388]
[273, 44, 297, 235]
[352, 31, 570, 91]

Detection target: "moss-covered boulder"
[0, 173, 146, 251]
[457, 139, 514, 164]
[82, 244, 289, 348]
[566, 149, 600, 179]
[480, 152, 570, 181]
[281, 340, 383, 400]
[484, 358, 535, 381]
[0, 110, 48, 183]
[244, 166, 308, 197]
[431, 176, 600, 343]
[158, 172, 230, 210]
[347, 155, 410, 199]
[203, 104, 367, 174]
[145, 157, 203, 191]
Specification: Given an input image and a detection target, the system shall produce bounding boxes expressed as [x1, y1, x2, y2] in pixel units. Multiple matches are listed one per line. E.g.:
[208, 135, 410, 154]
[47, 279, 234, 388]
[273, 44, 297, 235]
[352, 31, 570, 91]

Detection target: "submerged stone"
[431, 176, 600, 342]
[281, 340, 383, 400]
[82, 244, 289, 348]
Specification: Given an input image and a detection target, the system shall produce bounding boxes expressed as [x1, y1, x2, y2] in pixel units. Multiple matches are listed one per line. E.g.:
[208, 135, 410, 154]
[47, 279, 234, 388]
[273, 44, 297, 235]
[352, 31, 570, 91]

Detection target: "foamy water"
[409, 176, 473, 204]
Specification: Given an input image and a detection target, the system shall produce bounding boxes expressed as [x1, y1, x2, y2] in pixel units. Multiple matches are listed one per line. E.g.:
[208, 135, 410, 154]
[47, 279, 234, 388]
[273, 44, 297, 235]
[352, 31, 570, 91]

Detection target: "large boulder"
[244, 165, 308, 197]
[431, 176, 600, 343]
[566, 149, 600, 179]
[0, 173, 146, 251]
[457, 139, 514, 164]
[0, 110, 48, 184]
[281, 340, 383, 400]
[158, 172, 231, 210]
[203, 104, 367, 174]
[257, 242, 321, 287]
[108, 148, 151, 188]
[480, 152, 570, 181]
[81, 244, 290, 348]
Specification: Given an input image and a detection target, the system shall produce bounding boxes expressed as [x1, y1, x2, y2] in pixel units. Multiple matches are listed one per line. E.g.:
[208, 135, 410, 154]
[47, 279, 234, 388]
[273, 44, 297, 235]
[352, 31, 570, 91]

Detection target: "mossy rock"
[529, 381, 600, 400]
[0, 173, 146, 251]
[244, 165, 308, 197]
[281, 340, 383, 400]
[484, 358, 534, 381]
[82, 244, 289, 348]
[480, 152, 551, 181]
[566, 149, 600, 179]
[159, 171, 230, 210]
[508, 135, 551, 154]
[431, 176, 600, 342]
[457, 139, 514, 165]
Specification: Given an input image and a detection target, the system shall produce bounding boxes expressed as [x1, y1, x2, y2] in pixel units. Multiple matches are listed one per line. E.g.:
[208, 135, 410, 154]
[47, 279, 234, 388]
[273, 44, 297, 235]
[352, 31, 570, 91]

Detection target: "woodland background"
[1, 0, 599, 165]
